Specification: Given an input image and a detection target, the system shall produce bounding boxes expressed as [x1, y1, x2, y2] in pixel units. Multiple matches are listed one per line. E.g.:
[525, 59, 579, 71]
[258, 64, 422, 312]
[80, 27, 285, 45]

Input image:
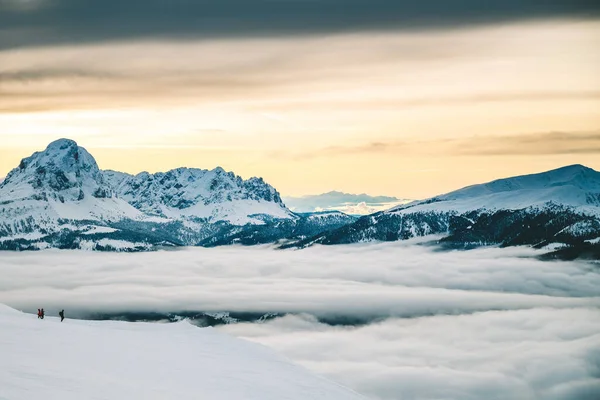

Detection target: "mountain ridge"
[388, 163, 600, 215]
[288, 164, 600, 256]
[0, 139, 344, 250]
[103, 166, 292, 225]
[1, 139, 599, 257]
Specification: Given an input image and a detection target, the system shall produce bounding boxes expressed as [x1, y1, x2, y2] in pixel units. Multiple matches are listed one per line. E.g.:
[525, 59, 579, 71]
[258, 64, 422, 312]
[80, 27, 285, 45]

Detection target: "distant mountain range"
[283, 191, 411, 215]
[1, 139, 599, 259]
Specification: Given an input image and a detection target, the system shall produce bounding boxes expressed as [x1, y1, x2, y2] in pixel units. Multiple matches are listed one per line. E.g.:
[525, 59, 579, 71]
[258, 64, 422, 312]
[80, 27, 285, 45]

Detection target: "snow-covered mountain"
[290, 165, 600, 258]
[0, 304, 364, 400]
[0, 139, 149, 246]
[2, 140, 599, 257]
[284, 191, 410, 214]
[389, 164, 600, 215]
[0, 139, 139, 220]
[0, 139, 342, 251]
[104, 167, 293, 225]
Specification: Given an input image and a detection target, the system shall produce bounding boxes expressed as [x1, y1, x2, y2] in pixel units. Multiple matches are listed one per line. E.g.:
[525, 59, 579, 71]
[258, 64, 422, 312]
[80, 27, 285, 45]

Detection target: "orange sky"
[1, 20, 599, 198]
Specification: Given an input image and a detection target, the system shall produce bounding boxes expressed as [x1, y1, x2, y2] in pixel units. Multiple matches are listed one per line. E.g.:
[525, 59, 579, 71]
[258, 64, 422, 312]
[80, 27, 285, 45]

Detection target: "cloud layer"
[1, 242, 599, 315]
[1, 242, 599, 399]
[221, 310, 600, 400]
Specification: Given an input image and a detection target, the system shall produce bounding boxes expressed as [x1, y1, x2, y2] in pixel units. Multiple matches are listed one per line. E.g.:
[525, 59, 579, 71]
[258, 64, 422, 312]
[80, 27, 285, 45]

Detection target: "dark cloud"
[0, 68, 124, 83]
[0, 0, 598, 49]
[0, 63, 287, 113]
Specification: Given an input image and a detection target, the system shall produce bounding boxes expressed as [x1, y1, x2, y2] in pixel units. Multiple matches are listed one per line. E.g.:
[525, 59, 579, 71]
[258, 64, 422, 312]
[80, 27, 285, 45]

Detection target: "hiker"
[59, 310, 65, 322]
[40, 308, 45, 319]
[37, 309, 42, 319]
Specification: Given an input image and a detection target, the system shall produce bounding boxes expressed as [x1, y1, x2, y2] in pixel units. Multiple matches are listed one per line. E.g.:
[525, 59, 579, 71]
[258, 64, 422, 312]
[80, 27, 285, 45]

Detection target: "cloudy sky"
[0, 1, 599, 198]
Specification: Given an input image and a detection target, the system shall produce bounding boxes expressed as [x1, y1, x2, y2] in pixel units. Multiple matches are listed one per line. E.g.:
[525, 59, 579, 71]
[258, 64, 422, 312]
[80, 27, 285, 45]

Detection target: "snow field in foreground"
[0, 305, 363, 400]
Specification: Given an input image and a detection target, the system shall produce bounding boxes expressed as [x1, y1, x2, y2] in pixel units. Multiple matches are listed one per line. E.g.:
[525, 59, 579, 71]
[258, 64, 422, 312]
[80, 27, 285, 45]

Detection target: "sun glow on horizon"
[1, 20, 599, 197]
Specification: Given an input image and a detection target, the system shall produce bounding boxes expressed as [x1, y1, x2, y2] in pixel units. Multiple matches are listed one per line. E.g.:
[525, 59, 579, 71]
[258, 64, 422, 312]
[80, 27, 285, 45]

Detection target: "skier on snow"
[37, 309, 42, 319]
[59, 310, 65, 322]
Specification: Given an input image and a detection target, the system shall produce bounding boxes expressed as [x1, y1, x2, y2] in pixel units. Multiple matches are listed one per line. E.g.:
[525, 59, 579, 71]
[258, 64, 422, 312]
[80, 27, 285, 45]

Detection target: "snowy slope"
[291, 165, 600, 252]
[199, 210, 358, 247]
[0, 304, 364, 400]
[305, 210, 351, 221]
[389, 164, 600, 216]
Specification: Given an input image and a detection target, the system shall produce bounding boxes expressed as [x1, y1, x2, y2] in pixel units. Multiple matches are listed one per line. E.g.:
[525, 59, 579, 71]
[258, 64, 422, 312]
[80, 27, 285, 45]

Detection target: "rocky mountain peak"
[107, 165, 289, 222]
[1, 138, 112, 201]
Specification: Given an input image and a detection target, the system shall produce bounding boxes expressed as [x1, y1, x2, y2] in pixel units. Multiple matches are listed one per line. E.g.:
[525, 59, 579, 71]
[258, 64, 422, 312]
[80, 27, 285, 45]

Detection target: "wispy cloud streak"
[290, 131, 600, 159]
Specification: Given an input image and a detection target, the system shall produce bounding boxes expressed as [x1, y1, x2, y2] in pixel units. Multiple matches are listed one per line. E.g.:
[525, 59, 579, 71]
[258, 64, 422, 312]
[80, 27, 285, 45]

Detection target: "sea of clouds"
[1, 240, 599, 399]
